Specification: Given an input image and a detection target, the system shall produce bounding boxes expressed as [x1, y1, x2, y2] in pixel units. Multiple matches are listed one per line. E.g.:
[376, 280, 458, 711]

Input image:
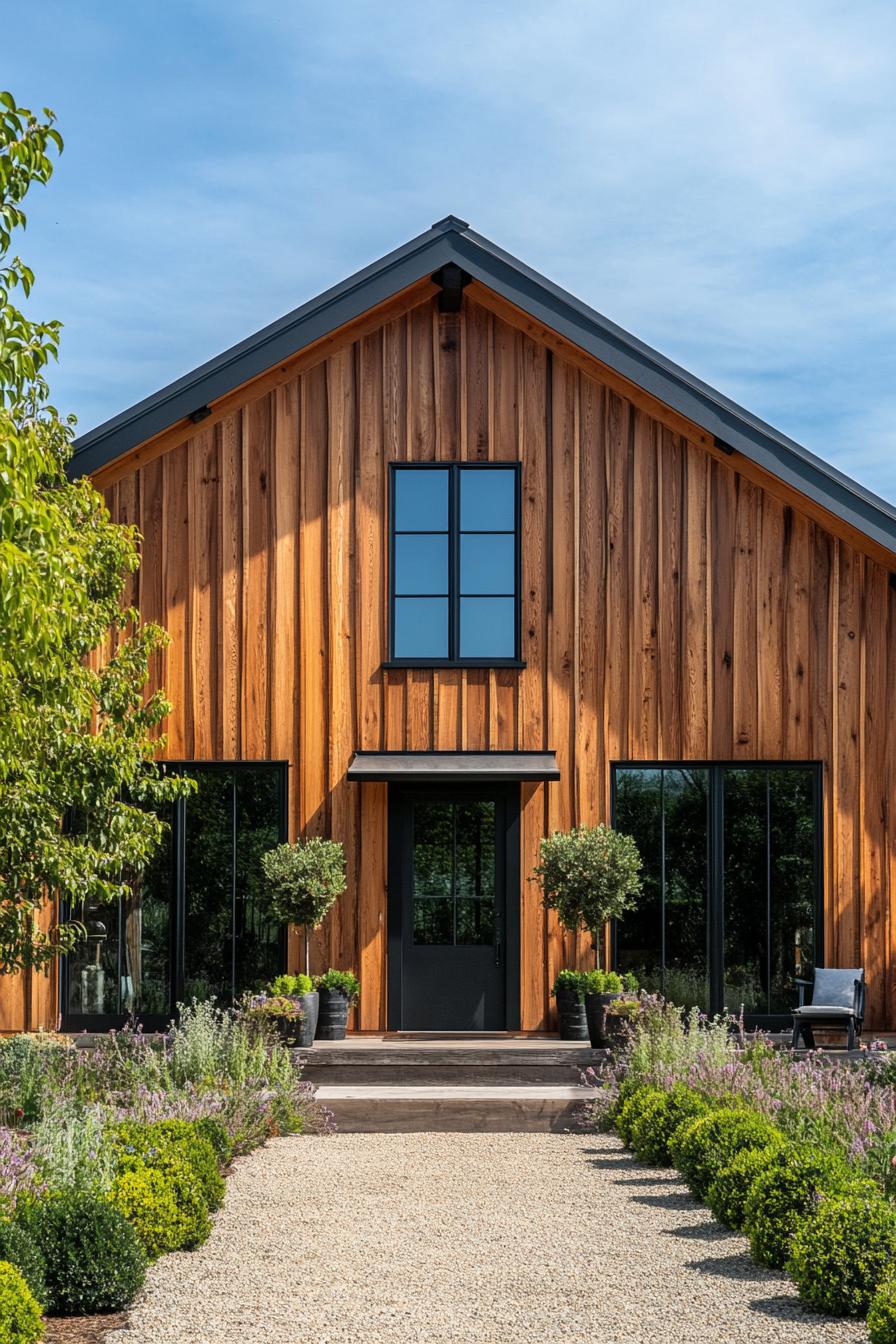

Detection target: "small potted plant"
[269, 973, 318, 1047]
[260, 835, 346, 981]
[314, 969, 360, 1040]
[245, 993, 304, 1045]
[551, 970, 589, 1040]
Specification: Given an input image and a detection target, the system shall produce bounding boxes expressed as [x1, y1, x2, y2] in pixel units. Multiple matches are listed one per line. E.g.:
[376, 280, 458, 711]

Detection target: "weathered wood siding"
[10, 285, 896, 1031]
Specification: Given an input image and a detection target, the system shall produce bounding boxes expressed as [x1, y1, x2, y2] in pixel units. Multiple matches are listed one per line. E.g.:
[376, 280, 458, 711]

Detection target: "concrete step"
[315, 1084, 592, 1133]
[299, 1044, 599, 1087]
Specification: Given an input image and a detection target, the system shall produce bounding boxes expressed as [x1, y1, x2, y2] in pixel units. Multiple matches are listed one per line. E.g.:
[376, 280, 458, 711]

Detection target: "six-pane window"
[390, 464, 520, 663]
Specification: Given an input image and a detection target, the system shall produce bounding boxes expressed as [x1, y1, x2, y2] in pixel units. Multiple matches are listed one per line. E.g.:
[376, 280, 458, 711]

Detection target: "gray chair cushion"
[792, 1005, 856, 1020]
[811, 969, 863, 1010]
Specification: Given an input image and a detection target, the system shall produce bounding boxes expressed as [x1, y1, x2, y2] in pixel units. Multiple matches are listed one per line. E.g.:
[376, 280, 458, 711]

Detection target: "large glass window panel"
[613, 762, 819, 1021]
[234, 768, 283, 995]
[394, 468, 448, 530]
[614, 770, 663, 995]
[394, 597, 449, 658]
[663, 769, 710, 1013]
[460, 468, 515, 531]
[459, 597, 515, 658]
[460, 535, 515, 595]
[394, 535, 449, 596]
[723, 769, 768, 1015]
[183, 770, 234, 1004]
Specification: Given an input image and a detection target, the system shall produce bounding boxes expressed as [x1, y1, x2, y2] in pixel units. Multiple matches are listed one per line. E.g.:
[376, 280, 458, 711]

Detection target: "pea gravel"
[107, 1131, 870, 1344]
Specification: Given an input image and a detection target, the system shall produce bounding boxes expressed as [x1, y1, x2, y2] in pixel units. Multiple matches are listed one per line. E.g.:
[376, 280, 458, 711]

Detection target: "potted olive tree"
[533, 824, 642, 1048]
[260, 837, 347, 1046]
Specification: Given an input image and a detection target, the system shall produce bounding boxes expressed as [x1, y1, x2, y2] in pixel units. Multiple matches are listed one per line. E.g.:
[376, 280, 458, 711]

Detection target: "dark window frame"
[385, 461, 524, 668]
[610, 760, 824, 1028]
[60, 761, 288, 1033]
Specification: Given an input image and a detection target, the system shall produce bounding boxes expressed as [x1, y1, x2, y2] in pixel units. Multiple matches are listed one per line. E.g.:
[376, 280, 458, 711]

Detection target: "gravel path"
[108, 1132, 870, 1344]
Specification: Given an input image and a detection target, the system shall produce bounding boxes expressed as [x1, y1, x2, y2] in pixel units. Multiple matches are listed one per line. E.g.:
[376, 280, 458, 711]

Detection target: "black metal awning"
[346, 751, 560, 783]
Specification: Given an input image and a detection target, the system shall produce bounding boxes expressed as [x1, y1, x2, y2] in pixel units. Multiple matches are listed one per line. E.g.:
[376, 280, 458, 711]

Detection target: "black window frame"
[385, 461, 524, 668]
[610, 759, 824, 1028]
[60, 760, 288, 1033]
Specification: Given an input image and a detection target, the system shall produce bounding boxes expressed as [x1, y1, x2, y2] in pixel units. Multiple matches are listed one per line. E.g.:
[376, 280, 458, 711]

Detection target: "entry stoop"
[300, 1038, 601, 1133]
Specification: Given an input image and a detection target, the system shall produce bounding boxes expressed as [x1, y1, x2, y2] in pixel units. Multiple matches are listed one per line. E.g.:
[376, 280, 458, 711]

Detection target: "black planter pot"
[555, 988, 589, 1041]
[272, 1015, 299, 1045]
[295, 991, 319, 1048]
[584, 991, 622, 1048]
[315, 988, 351, 1040]
[603, 1013, 635, 1051]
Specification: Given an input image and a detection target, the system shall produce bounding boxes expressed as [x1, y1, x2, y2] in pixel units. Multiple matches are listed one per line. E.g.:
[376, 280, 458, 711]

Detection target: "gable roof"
[70, 215, 896, 560]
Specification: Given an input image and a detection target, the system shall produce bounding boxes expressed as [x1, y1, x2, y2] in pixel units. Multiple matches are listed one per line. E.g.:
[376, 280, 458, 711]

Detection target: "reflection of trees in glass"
[411, 800, 495, 946]
[615, 769, 709, 1010]
[68, 767, 283, 1019]
[615, 765, 817, 1017]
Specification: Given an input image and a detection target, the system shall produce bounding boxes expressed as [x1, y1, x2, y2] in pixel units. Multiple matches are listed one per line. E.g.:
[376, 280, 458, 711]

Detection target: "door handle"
[495, 932, 502, 967]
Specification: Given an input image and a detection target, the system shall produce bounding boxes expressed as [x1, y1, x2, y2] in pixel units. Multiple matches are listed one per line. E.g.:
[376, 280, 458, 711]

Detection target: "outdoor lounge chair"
[790, 968, 865, 1050]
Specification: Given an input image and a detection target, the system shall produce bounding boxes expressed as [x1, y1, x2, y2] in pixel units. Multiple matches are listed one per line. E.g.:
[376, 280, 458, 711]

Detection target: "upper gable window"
[389, 463, 521, 666]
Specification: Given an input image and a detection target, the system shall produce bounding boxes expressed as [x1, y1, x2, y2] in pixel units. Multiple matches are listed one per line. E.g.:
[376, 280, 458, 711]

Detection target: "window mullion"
[450, 466, 460, 660]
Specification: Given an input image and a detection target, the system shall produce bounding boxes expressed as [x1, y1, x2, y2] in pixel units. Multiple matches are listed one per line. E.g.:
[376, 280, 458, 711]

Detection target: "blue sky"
[8, 1, 896, 503]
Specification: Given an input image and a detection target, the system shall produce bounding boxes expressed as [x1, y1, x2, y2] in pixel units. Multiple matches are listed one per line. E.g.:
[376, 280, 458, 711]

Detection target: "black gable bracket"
[433, 262, 471, 313]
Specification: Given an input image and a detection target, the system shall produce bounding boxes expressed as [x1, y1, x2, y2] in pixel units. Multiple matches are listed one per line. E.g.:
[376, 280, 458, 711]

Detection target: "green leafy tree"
[260, 838, 346, 976]
[533, 823, 642, 968]
[0, 92, 191, 989]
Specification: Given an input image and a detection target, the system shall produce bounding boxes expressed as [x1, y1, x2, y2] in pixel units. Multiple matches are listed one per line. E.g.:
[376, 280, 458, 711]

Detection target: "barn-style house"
[8, 216, 896, 1035]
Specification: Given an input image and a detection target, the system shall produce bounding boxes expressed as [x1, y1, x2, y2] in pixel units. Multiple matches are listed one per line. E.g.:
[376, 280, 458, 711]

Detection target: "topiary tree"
[0, 92, 191, 994]
[533, 824, 642, 967]
[261, 838, 346, 975]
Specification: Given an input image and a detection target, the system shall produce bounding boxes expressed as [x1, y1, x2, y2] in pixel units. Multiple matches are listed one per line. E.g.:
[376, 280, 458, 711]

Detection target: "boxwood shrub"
[668, 1107, 781, 1200]
[613, 1083, 658, 1147]
[630, 1085, 713, 1167]
[0, 1260, 43, 1344]
[706, 1141, 784, 1231]
[18, 1191, 147, 1315]
[788, 1187, 896, 1316]
[110, 1165, 196, 1261]
[111, 1119, 225, 1212]
[743, 1144, 852, 1268]
[194, 1116, 234, 1169]
[0, 1220, 46, 1309]
[868, 1277, 896, 1344]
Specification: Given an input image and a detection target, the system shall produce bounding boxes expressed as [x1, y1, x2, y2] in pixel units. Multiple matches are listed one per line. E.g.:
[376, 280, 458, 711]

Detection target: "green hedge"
[668, 1108, 781, 1201]
[0, 1261, 43, 1344]
[110, 1165, 197, 1261]
[0, 1221, 46, 1310]
[869, 1278, 896, 1344]
[629, 1085, 714, 1167]
[18, 1191, 146, 1316]
[788, 1189, 896, 1317]
[706, 1142, 783, 1231]
[743, 1144, 853, 1268]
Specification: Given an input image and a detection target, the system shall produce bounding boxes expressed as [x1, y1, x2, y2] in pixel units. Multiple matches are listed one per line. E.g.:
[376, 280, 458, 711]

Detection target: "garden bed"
[0, 1002, 331, 1341]
[585, 997, 896, 1339]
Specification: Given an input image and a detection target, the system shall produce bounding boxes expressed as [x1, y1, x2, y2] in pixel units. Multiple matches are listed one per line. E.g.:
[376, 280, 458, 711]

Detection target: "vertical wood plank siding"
[18, 292, 895, 1032]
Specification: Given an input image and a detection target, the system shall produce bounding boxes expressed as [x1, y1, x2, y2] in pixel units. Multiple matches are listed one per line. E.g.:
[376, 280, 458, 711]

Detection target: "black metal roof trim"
[346, 750, 561, 783]
[70, 215, 896, 558]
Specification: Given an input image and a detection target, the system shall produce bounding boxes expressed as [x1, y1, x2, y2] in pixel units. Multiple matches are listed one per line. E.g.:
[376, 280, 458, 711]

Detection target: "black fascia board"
[69, 223, 459, 477]
[69, 215, 896, 559]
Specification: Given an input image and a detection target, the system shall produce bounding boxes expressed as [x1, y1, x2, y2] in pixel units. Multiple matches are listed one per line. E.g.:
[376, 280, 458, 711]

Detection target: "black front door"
[388, 784, 520, 1031]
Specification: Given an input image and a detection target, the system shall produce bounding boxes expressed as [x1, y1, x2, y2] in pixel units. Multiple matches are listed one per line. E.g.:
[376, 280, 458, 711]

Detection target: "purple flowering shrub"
[586, 994, 896, 1191]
